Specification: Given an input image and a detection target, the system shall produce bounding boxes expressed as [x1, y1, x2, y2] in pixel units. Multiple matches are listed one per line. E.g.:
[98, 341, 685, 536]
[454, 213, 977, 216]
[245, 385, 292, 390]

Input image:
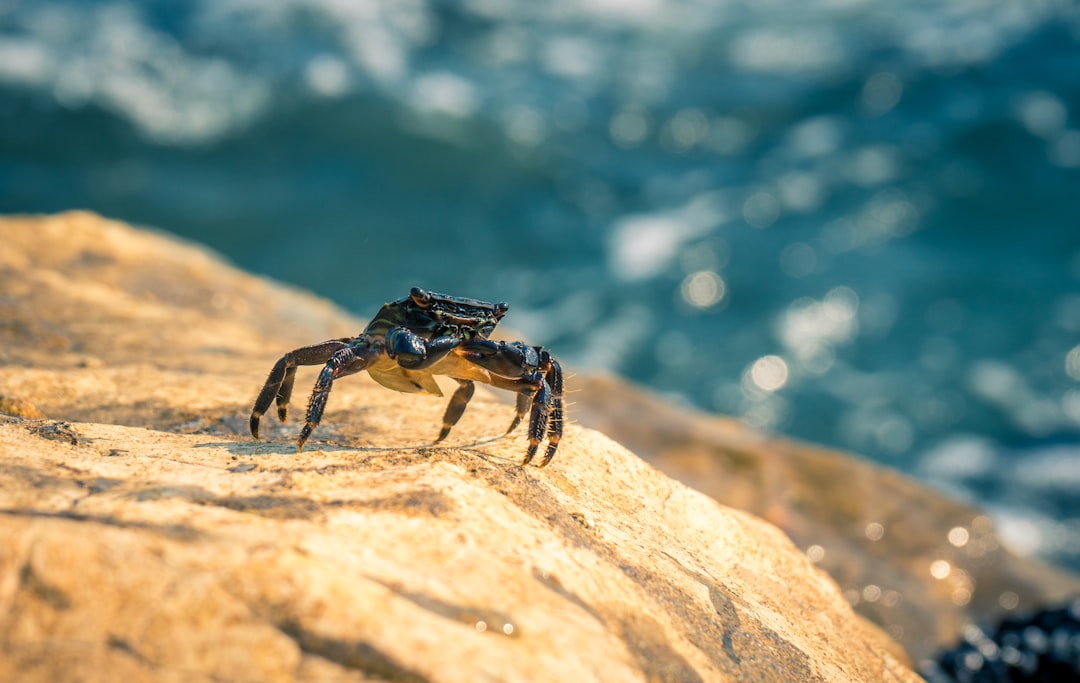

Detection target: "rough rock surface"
[574, 376, 1080, 661]
[1, 212, 920, 681]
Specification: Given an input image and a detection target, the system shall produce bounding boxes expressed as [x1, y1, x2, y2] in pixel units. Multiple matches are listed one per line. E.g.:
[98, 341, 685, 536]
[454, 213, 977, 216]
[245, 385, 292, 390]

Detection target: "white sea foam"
[0, 0, 1065, 146]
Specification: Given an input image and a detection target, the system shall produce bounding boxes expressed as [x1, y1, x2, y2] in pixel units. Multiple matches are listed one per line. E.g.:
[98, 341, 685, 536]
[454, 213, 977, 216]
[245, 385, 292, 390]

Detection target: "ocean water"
[2, 0, 1079, 571]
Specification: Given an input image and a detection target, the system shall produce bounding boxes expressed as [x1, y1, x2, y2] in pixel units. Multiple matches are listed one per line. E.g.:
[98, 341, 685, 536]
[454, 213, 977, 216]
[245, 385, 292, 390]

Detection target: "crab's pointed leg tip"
[521, 442, 539, 467]
[505, 416, 523, 435]
[297, 422, 318, 453]
[249, 414, 261, 440]
[538, 441, 559, 468]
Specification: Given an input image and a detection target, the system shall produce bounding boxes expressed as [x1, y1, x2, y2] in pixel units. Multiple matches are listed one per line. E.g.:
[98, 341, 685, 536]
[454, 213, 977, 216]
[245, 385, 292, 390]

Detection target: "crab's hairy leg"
[506, 392, 530, 435]
[250, 339, 351, 440]
[456, 339, 561, 466]
[522, 377, 552, 466]
[538, 357, 564, 468]
[472, 371, 552, 465]
[386, 328, 461, 370]
[436, 379, 475, 442]
[297, 344, 376, 451]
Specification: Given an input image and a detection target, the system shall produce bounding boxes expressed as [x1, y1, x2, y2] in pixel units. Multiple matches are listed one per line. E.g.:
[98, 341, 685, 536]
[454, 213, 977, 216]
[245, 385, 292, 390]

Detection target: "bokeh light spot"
[1065, 345, 1080, 380]
[930, 559, 952, 580]
[743, 191, 781, 228]
[998, 591, 1020, 610]
[861, 72, 903, 116]
[948, 526, 970, 548]
[749, 355, 789, 392]
[680, 270, 725, 308]
[1050, 130, 1080, 168]
[1016, 91, 1067, 139]
[610, 108, 649, 148]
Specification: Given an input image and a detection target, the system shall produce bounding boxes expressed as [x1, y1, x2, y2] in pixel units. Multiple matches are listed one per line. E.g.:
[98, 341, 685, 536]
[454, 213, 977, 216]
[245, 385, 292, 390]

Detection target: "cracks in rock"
[106, 634, 152, 667]
[492, 466, 820, 682]
[468, 463, 712, 680]
[0, 508, 202, 541]
[276, 620, 431, 683]
[530, 567, 702, 683]
[18, 560, 72, 611]
[331, 487, 457, 519]
[369, 577, 520, 638]
[655, 550, 824, 683]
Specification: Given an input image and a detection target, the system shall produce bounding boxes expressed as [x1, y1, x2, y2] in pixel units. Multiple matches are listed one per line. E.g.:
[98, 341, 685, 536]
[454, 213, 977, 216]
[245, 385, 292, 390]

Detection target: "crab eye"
[495, 302, 509, 317]
[409, 287, 431, 307]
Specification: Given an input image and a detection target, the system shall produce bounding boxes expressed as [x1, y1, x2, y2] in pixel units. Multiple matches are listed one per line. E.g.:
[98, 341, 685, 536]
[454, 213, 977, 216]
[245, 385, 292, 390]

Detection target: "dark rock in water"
[921, 598, 1080, 683]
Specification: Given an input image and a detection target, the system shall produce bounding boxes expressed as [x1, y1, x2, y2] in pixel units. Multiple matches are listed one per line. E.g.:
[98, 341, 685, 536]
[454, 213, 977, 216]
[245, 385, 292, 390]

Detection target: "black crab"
[250, 287, 564, 466]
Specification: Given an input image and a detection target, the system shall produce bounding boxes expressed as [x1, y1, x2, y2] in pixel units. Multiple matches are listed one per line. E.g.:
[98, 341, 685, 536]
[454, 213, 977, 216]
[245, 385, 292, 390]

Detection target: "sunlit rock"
[571, 374, 1080, 661]
[0, 212, 919, 682]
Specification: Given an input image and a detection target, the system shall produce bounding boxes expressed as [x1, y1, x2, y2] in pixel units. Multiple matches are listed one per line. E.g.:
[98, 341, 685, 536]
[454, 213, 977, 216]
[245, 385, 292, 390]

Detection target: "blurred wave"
[2, 0, 1080, 569]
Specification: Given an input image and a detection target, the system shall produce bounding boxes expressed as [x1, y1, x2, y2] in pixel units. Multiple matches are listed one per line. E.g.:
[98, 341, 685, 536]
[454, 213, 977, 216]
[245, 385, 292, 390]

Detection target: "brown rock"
[0, 396, 46, 419]
[2, 416, 920, 682]
[5, 211, 1080, 671]
[0, 211, 917, 681]
[572, 375, 1080, 661]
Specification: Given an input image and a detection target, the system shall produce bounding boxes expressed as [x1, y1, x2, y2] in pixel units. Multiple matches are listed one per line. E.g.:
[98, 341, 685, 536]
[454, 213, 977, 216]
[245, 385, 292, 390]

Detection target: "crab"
[250, 287, 564, 466]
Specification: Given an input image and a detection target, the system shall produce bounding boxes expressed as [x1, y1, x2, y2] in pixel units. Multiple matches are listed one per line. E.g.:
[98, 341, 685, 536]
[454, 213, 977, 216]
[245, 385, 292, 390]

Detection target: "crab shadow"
[193, 440, 363, 456]
[195, 433, 523, 465]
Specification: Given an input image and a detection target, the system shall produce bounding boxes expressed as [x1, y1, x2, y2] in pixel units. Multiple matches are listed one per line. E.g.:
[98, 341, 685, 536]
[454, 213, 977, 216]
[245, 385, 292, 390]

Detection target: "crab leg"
[298, 344, 376, 451]
[538, 358, 564, 467]
[522, 375, 552, 466]
[250, 339, 351, 439]
[455, 339, 564, 466]
[505, 392, 531, 435]
[436, 379, 475, 442]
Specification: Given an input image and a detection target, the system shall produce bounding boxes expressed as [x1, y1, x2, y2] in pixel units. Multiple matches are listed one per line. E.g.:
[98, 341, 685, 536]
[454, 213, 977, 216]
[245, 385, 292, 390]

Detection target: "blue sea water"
[2, 0, 1079, 571]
